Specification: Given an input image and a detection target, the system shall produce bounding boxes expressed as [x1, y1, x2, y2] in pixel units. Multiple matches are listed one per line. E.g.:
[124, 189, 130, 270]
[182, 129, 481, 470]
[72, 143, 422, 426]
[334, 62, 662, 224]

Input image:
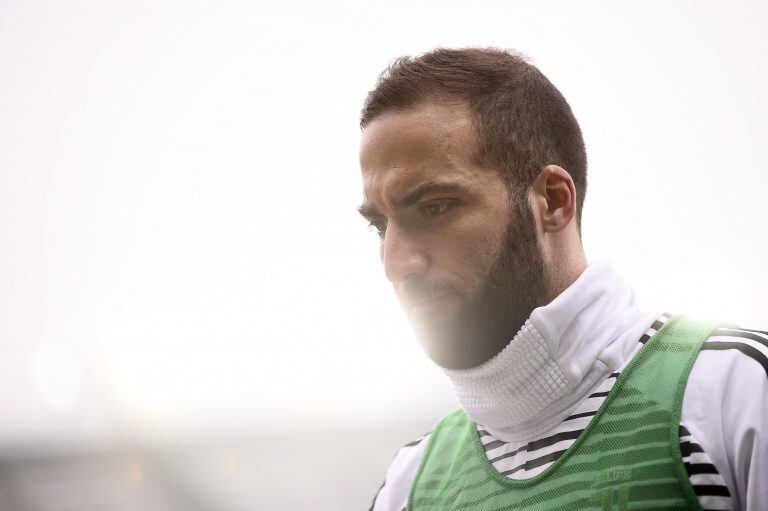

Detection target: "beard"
[408, 199, 549, 369]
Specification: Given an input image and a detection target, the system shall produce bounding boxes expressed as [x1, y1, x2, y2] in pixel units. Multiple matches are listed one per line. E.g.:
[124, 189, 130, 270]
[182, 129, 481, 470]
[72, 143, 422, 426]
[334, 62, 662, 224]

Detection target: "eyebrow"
[357, 180, 468, 219]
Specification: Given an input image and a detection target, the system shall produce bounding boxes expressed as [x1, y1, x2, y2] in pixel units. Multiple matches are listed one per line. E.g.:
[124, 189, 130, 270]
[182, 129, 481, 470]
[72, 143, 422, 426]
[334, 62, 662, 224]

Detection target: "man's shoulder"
[369, 432, 431, 511]
[698, 325, 768, 377]
[684, 323, 768, 417]
[682, 322, 767, 412]
[651, 316, 768, 381]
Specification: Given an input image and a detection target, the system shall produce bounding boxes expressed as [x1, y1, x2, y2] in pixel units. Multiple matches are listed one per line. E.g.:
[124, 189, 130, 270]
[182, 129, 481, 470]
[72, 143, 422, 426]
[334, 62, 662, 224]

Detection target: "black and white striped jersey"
[369, 314, 768, 511]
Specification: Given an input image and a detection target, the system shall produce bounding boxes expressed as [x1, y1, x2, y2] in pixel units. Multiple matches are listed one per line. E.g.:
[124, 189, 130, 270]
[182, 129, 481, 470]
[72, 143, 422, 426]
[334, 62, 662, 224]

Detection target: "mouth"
[405, 292, 453, 310]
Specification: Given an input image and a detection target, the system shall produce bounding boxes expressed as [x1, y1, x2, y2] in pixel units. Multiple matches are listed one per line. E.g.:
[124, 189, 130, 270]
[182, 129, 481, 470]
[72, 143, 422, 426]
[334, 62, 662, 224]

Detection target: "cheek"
[437, 220, 507, 289]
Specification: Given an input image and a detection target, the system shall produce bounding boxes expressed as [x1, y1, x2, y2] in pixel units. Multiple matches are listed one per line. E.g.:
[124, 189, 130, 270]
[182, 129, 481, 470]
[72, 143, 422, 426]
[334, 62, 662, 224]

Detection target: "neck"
[546, 251, 587, 303]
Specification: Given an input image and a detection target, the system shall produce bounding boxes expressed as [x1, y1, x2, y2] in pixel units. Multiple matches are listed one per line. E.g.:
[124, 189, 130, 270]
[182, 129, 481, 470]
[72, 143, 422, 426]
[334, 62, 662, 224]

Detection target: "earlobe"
[535, 165, 577, 233]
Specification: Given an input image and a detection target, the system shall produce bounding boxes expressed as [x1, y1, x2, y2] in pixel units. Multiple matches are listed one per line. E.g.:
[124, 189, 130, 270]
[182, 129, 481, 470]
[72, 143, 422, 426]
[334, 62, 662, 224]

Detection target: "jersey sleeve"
[369, 433, 429, 511]
[681, 328, 768, 510]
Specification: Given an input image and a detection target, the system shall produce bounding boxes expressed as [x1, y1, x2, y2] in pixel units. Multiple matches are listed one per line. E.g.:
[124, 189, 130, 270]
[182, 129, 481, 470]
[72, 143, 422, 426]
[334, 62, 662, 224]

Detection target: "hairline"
[361, 96, 525, 198]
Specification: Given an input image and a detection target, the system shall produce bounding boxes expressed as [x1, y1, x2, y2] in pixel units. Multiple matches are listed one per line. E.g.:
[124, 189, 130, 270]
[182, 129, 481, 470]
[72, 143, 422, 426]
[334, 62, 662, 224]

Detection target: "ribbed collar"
[442, 260, 660, 442]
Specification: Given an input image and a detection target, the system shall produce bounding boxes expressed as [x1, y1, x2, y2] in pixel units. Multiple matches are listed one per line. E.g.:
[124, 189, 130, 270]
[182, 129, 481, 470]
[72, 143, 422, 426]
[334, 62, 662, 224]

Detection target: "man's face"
[358, 102, 547, 369]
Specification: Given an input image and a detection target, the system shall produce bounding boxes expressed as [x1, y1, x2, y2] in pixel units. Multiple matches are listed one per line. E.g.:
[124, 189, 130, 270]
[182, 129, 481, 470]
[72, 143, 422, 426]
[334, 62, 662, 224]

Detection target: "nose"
[381, 223, 429, 284]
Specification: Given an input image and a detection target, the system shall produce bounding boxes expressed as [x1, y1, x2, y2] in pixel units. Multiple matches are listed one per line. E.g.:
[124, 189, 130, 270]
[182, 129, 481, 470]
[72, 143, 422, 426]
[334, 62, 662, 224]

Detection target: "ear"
[531, 164, 577, 233]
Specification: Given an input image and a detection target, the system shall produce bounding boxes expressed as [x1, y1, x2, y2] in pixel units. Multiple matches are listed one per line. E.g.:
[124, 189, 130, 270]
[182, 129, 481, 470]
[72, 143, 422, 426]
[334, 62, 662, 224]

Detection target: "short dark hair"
[360, 47, 587, 228]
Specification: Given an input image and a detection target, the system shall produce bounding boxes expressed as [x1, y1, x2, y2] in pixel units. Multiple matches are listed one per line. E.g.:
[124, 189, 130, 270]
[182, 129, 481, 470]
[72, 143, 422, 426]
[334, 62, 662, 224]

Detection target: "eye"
[368, 219, 386, 238]
[420, 202, 452, 217]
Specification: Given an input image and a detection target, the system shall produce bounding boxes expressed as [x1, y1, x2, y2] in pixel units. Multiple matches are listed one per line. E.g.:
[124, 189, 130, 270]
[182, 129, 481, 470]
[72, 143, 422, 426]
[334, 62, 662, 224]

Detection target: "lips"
[403, 291, 453, 310]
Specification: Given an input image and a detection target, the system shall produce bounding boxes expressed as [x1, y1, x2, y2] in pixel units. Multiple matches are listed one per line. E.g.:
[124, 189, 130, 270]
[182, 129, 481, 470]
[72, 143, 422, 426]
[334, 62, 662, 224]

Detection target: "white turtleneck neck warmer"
[442, 260, 661, 443]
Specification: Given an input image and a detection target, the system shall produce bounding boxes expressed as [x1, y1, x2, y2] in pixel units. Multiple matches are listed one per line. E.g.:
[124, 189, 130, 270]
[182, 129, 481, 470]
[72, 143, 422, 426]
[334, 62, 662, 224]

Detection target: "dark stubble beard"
[414, 198, 549, 370]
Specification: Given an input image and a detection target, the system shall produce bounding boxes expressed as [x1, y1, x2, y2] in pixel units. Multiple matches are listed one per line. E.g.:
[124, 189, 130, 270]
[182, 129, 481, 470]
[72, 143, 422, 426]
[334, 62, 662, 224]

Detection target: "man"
[358, 48, 767, 510]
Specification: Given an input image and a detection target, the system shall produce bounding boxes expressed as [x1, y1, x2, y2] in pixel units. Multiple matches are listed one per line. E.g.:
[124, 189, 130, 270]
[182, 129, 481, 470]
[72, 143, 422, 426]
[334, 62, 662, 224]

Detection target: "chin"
[411, 320, 470, 369]
[407, 293, 462, 324]
[417, 336, 456, 368]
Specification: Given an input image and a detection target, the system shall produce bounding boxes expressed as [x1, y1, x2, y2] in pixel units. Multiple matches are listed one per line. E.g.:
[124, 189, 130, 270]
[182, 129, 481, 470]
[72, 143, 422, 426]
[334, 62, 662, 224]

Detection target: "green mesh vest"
[408, 315, 717, 511]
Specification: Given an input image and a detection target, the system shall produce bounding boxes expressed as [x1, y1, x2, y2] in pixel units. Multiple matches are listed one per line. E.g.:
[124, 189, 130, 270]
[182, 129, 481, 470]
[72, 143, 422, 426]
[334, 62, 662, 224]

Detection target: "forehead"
[359, 102, 488, 199]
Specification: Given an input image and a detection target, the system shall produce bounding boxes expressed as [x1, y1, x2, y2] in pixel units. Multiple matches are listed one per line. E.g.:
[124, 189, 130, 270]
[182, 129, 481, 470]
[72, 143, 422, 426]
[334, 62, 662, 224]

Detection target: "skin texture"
[359, 101, 587, 369]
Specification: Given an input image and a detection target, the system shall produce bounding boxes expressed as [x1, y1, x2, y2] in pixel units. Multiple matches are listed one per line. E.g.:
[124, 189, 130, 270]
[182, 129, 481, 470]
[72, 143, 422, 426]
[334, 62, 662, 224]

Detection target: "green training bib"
[408, 315, 717, 511]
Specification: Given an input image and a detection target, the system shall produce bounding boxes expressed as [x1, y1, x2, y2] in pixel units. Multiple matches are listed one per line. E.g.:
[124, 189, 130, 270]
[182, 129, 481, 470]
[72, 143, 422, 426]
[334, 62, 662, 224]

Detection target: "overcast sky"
[0, 0, 766, 446]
